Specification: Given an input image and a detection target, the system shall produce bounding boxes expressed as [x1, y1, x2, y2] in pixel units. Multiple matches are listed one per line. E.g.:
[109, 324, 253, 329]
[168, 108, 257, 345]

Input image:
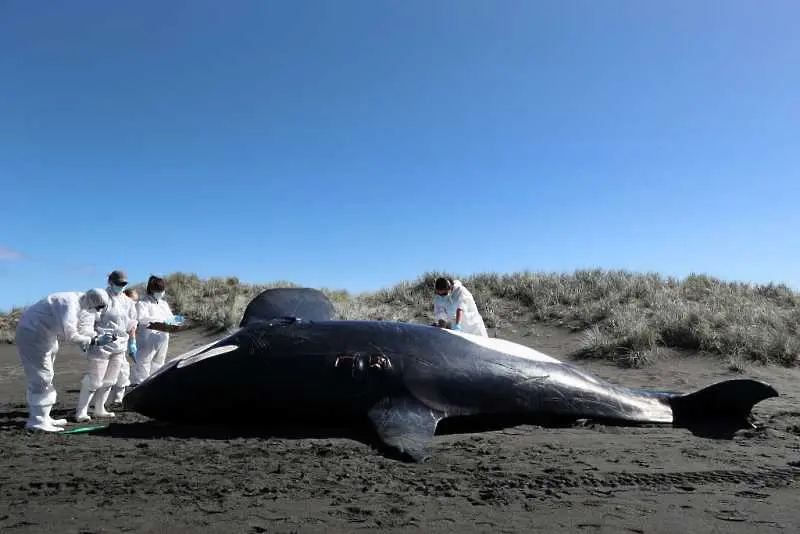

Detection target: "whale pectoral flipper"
[367, 396, 444, 462]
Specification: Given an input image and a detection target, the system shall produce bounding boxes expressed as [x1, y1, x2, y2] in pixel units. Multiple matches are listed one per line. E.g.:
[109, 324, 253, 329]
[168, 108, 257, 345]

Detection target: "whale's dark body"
[123, 288, 779, 461]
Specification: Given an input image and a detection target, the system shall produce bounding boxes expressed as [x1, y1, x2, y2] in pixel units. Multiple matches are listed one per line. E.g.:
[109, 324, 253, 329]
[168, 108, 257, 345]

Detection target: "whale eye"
[334, 354, 366, 378]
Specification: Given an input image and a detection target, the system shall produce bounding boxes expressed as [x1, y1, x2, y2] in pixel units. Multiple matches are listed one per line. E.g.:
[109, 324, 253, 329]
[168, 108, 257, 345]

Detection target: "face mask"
[109, 285, 125, 295]
[152, 291, 165, 300]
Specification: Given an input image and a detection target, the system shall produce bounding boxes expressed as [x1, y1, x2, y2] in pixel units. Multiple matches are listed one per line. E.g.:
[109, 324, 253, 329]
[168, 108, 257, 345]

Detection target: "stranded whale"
[123, 288, 779, 462]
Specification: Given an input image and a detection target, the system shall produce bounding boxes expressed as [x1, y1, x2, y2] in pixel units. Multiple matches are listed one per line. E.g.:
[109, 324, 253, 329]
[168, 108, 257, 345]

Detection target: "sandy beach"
[1, 322, 798, 533]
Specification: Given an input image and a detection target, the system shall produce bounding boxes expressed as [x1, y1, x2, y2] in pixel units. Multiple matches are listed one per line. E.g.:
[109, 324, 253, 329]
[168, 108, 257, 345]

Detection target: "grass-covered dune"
[1, 269, 798, 368]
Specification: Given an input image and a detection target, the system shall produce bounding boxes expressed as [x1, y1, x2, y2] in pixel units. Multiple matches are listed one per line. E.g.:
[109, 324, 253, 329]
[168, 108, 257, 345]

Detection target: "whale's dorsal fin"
[367, 395, 444, 462]
[239, 287, 335, 327]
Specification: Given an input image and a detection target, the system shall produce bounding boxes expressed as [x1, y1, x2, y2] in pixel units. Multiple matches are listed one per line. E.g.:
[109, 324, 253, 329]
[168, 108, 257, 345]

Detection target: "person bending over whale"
[15, 288, 114, 431]
[433, 277, 488, 337]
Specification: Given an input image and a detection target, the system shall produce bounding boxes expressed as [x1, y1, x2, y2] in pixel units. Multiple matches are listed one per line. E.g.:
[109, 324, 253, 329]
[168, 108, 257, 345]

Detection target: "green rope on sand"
[62, 424, 109, 434]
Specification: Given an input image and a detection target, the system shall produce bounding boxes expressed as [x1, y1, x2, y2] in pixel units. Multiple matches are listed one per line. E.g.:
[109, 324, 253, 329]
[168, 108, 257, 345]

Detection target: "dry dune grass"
[1, 269, 798, 368]
[0, 307, 22, 345]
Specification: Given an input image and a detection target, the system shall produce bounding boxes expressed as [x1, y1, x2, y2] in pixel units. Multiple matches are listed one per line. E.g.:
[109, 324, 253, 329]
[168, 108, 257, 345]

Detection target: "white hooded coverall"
[433, 279, 489, 337]
[131, 292, 174, 385]
[110, 292, 139, 404]
[15, 290, 109, 431]
[76, 289, 138, 421]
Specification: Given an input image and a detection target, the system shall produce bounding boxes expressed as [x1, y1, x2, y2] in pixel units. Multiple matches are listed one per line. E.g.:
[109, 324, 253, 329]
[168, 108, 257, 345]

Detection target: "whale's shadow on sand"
[88, 418, 415, 461]
[0, 402, 758, 449]
[83, 410, 755, 461]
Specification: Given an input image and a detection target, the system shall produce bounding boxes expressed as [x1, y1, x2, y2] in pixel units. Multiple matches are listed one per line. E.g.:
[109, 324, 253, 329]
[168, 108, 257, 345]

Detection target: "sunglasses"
[94, 305, 107, 311]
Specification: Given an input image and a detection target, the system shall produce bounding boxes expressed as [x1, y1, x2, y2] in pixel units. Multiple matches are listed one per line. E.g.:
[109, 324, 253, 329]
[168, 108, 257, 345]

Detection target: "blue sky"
[1, 1, 798, 311]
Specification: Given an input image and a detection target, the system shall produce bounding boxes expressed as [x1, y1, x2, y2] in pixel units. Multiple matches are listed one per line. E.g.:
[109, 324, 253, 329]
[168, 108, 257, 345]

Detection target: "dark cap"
[108, 269, 128, 285]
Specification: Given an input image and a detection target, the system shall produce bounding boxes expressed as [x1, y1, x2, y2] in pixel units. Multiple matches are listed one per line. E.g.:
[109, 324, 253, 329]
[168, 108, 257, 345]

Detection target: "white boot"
[110, 385, 126, 405]
[93, 386, 116, 418]
[75, 379, 95, 423]
[44, 404, 68, 426]
[25, 404, 64, 432]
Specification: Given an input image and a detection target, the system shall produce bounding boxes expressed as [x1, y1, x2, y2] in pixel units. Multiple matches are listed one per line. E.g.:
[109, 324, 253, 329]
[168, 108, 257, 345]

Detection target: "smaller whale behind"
[123, 288, 779, 462]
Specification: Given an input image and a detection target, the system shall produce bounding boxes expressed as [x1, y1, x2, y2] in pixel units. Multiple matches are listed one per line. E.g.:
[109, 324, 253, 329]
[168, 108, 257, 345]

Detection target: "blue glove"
[452, 323, 462, 331]
[128, 339, 138, 358]
[171, 315, 185, 325]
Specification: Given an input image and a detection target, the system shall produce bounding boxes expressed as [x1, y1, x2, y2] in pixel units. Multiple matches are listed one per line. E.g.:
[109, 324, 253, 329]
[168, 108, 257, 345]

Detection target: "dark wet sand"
[1, 323, 798, 533]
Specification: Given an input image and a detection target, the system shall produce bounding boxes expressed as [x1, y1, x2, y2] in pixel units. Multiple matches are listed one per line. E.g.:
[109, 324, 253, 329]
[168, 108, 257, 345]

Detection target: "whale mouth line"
[176, 344, 240, 368]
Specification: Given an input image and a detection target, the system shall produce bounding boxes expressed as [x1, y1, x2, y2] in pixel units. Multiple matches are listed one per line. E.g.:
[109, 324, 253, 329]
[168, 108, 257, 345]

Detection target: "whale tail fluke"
[668, 378, 778, 433]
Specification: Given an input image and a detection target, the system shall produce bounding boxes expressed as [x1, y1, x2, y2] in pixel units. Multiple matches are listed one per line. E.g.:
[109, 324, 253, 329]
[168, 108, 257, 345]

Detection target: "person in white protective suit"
[432, 277, 488, 337]
[75, 270, 138, 422]
[130, 275, 180, 387]
[108, 287, 140, 406]
[15, 288, 114, 432]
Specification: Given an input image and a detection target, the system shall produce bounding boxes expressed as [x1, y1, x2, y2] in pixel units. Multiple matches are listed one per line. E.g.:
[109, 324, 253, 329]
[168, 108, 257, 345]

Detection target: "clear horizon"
[2, 1, 798, 311]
